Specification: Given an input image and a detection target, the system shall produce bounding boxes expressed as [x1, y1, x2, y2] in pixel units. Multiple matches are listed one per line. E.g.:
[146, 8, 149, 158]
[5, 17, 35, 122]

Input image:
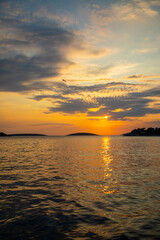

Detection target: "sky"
[0, 0, 160, 135]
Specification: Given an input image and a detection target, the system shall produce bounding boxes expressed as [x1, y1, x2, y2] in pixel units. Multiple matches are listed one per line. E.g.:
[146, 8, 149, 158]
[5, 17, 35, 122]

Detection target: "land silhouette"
[0, 132, 46, 137]
[1, 128, 159, 137]
[123, 127, 160, 136]
[67, 132, 98, 136]
[0, 132, 98, 137]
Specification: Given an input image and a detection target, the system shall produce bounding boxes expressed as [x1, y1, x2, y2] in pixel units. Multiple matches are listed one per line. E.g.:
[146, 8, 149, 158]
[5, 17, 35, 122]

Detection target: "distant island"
[0, 132, 47, 137]
[67, 132, 98, 136]
[123, 128, 160, 136]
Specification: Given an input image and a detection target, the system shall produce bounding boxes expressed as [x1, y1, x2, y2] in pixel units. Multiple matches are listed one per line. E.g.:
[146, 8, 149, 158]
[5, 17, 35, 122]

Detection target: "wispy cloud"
[90, 0, 159, 26]
[125, 74, 160, 84]
[133, 48, 158, 54]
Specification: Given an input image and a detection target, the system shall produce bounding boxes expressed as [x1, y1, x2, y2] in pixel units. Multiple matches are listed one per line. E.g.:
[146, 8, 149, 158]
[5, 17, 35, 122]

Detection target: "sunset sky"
[0, 0, 160, 135]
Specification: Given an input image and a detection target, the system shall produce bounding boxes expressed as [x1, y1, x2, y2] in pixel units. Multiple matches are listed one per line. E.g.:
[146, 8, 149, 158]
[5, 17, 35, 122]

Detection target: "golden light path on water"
[101, 137, 116, 195]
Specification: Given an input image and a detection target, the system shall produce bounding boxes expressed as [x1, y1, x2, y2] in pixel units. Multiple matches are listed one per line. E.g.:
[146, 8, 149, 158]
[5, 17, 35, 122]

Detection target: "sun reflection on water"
[101, 137, 118, 194]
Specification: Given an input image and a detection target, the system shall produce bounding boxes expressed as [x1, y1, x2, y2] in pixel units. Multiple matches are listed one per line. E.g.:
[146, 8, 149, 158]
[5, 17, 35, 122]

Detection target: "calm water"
[0, 136, 160, 240]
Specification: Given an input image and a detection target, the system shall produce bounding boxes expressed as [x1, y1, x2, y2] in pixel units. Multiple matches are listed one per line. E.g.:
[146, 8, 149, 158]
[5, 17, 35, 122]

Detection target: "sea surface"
[0, 136, 160, 240]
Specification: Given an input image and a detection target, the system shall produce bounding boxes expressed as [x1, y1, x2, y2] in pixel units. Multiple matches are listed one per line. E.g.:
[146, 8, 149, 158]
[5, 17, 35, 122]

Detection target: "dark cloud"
[61, 82, 128, 94]
[33, 83, 160, 120]
[0, 55, 56, 91]
[49, 99, 95, 114]
[33, 94, 68, 101]
[109, 98, 159, 120]
[88, 86, 160, 120]
[128, 74, 142, 79]
[32, 81, 129, 97]
[135, 87, 160, 98]
[0, 13, 83, 92]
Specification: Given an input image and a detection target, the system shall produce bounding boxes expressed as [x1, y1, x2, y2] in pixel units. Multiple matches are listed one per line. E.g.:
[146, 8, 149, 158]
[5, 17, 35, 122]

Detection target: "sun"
[104, 116, 108, 119]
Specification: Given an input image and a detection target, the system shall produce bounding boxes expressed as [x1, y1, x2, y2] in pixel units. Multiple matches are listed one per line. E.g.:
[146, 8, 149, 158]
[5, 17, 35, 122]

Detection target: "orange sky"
[0, 0, 160, 135]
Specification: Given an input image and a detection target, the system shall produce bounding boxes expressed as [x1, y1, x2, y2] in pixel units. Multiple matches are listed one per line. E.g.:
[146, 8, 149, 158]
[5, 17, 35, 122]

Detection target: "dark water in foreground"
[0, 136, 160, 240]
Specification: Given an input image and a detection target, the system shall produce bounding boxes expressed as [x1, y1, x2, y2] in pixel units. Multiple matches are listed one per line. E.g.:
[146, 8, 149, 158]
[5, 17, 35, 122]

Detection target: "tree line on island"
[123, 127, 160, 136]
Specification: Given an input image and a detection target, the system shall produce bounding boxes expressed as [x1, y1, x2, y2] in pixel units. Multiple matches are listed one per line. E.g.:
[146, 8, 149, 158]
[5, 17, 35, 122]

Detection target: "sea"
[0, 136, 160, 240]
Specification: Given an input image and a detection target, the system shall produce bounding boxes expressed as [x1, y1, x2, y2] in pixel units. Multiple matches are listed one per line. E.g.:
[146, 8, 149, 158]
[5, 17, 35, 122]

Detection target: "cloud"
[33, 7, 74, 26]
[78, 62, 137, 80]
[33, 94, 68, 101]
[0, 18, 74, 91]
[90, 0, 160, 26]
[0, 0, 159, 123]
[87, 86, 160, 120]
[0, 4, 108, 92]
[125, 74, 160, 84]
[49, 99, 94, 114]
[32, 82, 145, 101]
[133, 48, 158, 54]
[127, 74, 144, 79]
[32, 81, 160, 120]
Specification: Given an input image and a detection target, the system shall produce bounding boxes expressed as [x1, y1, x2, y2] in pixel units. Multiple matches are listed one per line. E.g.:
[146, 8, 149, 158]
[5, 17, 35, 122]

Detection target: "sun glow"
[104, 116, 108, 119]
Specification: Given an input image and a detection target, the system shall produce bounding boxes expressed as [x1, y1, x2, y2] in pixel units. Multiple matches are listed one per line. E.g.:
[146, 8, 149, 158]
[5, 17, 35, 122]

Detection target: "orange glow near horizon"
[1, 91, 159, 136]
[0, 0, 160, 135]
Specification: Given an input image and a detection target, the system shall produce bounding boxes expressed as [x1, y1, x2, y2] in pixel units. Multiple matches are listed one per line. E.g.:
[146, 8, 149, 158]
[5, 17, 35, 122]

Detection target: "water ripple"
[0, 136, 160, 239]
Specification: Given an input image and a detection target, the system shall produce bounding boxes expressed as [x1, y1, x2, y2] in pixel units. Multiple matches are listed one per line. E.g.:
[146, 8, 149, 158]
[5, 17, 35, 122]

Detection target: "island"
[0, 132, 47, 137]
[123, 127, 160, 136]
[67, 132, 98, 136]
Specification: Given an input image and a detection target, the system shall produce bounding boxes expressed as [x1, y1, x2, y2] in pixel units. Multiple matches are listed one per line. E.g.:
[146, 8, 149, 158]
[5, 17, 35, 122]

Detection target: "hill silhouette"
[67, 132, 98, 136]
[0, 132, 47, 137]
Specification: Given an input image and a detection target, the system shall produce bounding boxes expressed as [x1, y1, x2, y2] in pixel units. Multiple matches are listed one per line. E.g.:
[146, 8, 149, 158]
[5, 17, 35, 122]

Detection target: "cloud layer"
[32, 82, 160, 120]
[0, 0, 159, 126]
